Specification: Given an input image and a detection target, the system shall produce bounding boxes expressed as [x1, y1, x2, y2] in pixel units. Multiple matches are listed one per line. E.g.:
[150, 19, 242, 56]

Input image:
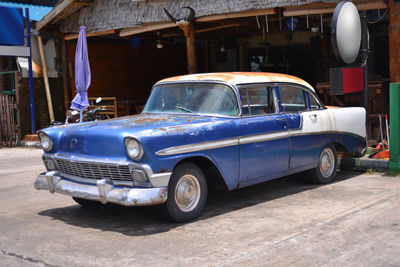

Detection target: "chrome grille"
[54, 159, 132, 182]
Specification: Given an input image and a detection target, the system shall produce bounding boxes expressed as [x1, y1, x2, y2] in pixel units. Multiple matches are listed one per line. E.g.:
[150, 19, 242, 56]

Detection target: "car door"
[277, 84, 325, 170]
[236, 85, 290, 185]
[296, 92, 337, 167]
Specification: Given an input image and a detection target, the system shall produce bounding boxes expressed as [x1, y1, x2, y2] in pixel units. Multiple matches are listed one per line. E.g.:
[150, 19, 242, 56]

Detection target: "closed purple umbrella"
[70, 26, 91, 116]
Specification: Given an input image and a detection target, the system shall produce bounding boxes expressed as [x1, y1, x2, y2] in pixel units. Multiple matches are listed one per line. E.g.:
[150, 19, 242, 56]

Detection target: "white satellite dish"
[331, 1, 361, 64]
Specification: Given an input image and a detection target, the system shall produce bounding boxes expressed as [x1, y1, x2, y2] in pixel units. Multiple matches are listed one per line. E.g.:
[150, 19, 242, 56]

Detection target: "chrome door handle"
[309, 114, 317, 119]
[276, 118, 286, 122]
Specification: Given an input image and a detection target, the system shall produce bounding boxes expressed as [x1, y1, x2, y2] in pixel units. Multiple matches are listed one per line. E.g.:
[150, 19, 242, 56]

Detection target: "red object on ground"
[342, 67, 364, 94]
[373, 150, 390, 159]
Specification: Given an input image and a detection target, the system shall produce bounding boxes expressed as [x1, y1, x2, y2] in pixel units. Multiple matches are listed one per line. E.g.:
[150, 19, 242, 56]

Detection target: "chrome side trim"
[155, 138, 239, 156]
[289, 130, 366, 141]
[34, 171, 168, 206]
[155, 130, 365, 156]
[238, 131, 289, 145]
[156, 131, 291, 156]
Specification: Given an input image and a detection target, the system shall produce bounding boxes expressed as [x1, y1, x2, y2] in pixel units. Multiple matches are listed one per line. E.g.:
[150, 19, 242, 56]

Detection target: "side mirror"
[96, 97, 102, 104]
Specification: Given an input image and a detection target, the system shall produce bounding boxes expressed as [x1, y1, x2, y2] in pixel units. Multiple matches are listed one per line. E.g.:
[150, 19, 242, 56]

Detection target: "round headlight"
[39, 132, 53, 152]
[125, 137, 143, 160]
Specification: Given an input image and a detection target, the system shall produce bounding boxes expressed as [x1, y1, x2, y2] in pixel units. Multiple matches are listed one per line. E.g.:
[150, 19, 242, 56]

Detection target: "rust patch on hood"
[155, 125, 188, 134]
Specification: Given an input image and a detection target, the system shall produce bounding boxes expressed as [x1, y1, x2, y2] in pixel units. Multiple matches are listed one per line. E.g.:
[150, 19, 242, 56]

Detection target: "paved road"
[1, 147, 400, 267]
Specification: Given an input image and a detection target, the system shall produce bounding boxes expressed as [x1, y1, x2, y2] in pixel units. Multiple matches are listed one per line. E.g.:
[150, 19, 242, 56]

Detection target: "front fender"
[147, 145, 240, 191]
[136, 118, 240, 190]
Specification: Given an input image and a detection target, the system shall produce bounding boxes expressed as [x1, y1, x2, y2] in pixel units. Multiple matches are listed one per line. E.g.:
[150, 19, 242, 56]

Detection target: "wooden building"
[34, 0, 397, 144]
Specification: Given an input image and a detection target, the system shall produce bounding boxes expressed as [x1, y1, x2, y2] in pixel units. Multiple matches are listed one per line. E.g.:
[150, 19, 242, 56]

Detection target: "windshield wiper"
[176, 105, 196, 114]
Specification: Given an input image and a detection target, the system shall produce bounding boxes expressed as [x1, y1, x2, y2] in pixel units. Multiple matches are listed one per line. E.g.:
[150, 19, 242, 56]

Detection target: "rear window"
[278, 86, 307, 112]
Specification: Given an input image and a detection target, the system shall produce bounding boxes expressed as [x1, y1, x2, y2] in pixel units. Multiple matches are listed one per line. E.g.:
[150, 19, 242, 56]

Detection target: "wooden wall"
[67, 41, 187, 102]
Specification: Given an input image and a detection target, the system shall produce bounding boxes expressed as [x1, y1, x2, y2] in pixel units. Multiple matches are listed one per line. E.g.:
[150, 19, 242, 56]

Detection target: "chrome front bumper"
[34, 171, 168, 206]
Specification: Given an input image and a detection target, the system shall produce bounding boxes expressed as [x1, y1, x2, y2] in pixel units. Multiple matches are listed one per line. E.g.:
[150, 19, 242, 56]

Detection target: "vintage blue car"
[35, 72, 366, 222]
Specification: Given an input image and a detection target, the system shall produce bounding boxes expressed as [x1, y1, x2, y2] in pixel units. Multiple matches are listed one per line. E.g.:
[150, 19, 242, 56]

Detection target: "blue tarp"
[0, 6, 24, 45]
[0, 2, 52, 21]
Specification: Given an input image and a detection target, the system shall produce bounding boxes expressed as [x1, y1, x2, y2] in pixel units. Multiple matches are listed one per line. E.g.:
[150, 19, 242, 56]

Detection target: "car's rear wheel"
[166, 163, 207, 222]
[72, 197, 103, 209]
[312, 144, 338, 184]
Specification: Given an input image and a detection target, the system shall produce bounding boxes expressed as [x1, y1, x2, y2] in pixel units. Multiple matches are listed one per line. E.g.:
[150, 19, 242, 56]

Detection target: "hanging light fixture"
[311, 26, 319, 33]
[311, 15, 319, 33]
[156, 32, 163, 49]
[220, 37, 225, 52]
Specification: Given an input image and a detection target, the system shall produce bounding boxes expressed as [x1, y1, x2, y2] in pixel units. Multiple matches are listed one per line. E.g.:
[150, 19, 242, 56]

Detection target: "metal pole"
[25, 8, 35, 133]
[389, 83, 400, 173]
[360, 12, 369, 112]
[360, 11, 369, 143]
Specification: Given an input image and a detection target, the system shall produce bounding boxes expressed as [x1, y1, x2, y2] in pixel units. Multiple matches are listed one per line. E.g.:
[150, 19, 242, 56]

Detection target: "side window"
[308, 93, 321, 110]
[240, 89, 250, 115]
[240, 86, 276, 116]
[278, 86, 307, 112]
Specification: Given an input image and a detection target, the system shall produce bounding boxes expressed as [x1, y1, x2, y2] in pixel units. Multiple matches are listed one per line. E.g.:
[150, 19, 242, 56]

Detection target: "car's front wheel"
[166, 163, 207, 222]
[312, 144, 338, 184]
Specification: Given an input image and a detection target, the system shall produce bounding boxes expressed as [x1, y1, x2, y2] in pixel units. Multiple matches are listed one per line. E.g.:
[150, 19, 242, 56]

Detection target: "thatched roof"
[38, 0, 376, 34]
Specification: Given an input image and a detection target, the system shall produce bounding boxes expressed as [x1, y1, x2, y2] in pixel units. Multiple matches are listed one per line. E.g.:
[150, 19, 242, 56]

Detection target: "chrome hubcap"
[319, 148, 335, 178]
[175, 174, 201, 212]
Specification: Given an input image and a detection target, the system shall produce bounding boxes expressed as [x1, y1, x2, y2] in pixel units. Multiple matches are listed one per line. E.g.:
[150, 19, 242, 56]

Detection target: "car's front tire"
[312, 144, 338, 184]
[166, 163, 208, 222]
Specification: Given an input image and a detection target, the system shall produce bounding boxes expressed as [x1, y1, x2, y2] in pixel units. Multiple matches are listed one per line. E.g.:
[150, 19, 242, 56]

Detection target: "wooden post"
[37, 35, 55, 123]
[178, 21, 197, 74]
[389, 0, 400, 82]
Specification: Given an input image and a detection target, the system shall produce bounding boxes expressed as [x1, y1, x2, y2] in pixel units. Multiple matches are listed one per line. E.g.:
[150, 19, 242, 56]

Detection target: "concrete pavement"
[1, 147, 400, 266]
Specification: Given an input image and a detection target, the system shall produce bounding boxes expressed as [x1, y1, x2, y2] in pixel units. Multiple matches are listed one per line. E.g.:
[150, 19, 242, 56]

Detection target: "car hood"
[54, 113, 214, 132]
[45, 114, 227, 157]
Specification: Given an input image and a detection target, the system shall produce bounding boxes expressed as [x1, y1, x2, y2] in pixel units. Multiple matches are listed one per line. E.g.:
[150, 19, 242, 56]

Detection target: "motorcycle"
[51, 97, 106, 126]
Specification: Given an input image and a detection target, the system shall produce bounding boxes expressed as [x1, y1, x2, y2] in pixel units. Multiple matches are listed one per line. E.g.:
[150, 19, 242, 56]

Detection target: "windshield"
[143, 83, 239, 116]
